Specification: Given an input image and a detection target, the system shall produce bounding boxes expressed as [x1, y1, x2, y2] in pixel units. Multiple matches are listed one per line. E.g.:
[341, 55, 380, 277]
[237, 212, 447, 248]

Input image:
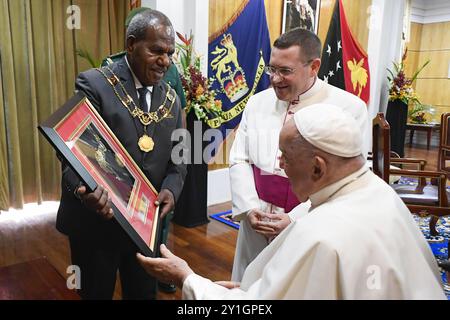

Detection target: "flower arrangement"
[408, 103, 434, 124]
[408, 103, 427, 124]
[387, 48, 429, 105]
[174, 32, 222, 124]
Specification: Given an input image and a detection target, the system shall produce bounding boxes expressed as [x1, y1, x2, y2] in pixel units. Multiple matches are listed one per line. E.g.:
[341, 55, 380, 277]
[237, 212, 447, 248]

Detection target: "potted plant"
[385, 48, 429, 156]
[174, 32, 223, 125]
[171, 32, 221, 228]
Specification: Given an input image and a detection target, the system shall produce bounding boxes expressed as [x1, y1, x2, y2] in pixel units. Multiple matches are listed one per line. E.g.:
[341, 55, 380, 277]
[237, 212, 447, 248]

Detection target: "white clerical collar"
[309, 165, 369, 209]
[125, 55, 153, 93]
[297, 77, 323, 102]
[286, 77, 323, 109]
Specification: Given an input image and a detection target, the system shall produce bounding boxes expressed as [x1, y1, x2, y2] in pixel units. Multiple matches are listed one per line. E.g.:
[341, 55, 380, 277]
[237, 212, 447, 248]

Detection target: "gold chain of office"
[96, 66, 176, 152]
[96, 66, 175, 126]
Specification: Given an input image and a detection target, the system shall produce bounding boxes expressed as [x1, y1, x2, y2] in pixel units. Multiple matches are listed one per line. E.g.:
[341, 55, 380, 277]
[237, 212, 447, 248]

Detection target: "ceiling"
[411, 0, 450, 23]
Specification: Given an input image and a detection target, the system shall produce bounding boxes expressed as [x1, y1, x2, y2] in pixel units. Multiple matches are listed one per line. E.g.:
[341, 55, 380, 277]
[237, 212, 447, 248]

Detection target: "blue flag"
[207, 0, 271, 136]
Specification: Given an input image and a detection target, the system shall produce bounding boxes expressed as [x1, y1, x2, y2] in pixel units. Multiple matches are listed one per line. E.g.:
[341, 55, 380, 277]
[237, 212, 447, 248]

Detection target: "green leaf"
[411, 59, 430, 82]
[76, 48, 100, 68]
[387, 68, 395, 80]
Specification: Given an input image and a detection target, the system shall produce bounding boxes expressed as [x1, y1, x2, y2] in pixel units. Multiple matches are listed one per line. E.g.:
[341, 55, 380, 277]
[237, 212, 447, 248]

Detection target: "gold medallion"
[138, 134, 154, 152]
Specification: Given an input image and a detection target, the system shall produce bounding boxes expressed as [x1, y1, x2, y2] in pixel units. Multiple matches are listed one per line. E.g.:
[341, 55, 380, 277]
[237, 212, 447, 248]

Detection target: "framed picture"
[39, 92, 160, 257]
[282, 0, 321, 34]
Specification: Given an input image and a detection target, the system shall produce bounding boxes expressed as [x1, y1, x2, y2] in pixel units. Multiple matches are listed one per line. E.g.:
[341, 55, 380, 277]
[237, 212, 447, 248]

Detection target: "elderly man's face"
[127, 24, 175, 86]
[268, 46, 318, 102]
[279, 122, 315, 202]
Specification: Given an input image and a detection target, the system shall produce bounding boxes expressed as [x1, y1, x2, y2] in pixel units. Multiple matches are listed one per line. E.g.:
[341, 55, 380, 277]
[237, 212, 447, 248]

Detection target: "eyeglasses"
[264, 60, 314, 77]
[264, 65, 296, 77]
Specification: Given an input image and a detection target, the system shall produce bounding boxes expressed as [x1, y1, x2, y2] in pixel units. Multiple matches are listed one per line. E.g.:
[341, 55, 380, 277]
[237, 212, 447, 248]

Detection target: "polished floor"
[0, 201, 234, 300]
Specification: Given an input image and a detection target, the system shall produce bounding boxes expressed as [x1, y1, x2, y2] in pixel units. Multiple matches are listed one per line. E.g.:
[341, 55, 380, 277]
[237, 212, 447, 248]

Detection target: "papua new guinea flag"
[318, 0, 370, 104]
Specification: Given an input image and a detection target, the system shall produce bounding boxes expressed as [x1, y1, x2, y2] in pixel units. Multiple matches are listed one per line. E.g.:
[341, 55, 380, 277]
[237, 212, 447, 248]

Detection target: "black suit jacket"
[57, 57, 187, 237]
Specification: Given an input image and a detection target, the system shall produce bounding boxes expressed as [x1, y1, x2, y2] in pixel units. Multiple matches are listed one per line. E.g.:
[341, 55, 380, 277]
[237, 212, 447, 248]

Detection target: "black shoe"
[158, 281, 176, 293]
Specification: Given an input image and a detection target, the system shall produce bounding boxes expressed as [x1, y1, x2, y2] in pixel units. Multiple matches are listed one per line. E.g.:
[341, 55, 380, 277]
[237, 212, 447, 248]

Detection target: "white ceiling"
[411, 0, 450, 23]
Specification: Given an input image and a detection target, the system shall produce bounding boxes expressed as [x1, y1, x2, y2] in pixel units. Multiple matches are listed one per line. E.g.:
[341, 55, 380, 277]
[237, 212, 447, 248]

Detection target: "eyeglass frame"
[264, 59, 314, 77]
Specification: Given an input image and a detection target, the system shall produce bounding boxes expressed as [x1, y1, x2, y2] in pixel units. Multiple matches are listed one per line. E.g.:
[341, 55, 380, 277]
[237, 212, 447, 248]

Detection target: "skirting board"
[207, 168, 231, 206]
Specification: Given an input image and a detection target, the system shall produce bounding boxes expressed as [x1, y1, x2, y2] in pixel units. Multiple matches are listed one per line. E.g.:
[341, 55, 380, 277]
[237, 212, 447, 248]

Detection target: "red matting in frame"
[54, 98, 159, 253]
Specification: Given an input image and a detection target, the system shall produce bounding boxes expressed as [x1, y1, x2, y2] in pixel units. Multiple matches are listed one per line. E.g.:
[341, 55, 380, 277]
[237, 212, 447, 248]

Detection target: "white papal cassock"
[229, 78, 370, 281]
[183, 167, 446, 299]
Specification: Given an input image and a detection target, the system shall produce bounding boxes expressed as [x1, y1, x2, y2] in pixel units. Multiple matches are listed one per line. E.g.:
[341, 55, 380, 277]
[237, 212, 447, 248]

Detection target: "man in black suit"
[57, 9, 186, 300]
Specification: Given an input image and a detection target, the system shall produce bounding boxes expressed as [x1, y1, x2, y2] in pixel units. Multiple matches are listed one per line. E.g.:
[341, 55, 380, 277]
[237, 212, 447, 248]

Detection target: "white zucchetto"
[293, 104, 363, 157]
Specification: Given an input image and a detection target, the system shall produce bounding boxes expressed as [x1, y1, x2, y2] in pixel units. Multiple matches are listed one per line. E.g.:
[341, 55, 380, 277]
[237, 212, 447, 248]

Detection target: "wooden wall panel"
[407, 21, 450, 123]
[415, 79, 450, 107]
[405, 23, 422, 79]
[415, 51, 450, 79]
[404, 51, 420, 79]
[264, 0, 283, 44]
[209, 0, 283, 44]
[420, 21, 450, 51]
[408, 22, 423, 51]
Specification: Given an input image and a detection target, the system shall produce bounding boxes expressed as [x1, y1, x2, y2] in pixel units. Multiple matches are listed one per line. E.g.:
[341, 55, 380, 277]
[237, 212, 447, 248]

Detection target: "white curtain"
[366, 0, 406, 150]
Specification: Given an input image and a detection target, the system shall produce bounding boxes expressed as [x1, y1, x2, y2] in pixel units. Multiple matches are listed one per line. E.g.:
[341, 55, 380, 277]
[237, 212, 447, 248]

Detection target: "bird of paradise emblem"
[347, 58, 368, 98]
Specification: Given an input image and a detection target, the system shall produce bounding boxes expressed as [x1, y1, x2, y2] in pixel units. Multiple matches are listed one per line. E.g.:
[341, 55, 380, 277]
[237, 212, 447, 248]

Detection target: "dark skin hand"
[76, 185, 114, 220]
[77, 185, 173, 220]
[155, 189, 175, 219]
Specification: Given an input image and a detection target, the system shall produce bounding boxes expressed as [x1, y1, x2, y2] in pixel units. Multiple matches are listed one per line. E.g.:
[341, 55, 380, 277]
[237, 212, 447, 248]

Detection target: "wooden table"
[0, 257, 80, 300]
[407, 123, 440, 150]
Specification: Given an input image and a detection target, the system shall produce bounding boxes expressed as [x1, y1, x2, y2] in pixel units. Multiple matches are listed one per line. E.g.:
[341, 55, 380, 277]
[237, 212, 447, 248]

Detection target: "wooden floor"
[0, 141, 440, 300]
[404, 143, 438, 170]
[0, 201, 234, 300]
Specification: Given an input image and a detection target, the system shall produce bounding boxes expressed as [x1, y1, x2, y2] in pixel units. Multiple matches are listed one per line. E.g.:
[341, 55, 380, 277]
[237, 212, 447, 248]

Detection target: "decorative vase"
[385, 99, 408, 157]
[172, 111, 209, 227]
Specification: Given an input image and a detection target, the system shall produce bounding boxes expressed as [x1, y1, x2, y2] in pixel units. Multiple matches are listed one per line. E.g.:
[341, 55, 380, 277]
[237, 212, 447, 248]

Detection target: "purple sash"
[252, 165, 300, 213]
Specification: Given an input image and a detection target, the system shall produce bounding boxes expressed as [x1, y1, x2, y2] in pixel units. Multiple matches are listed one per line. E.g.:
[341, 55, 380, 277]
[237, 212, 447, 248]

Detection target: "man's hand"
[76, 185, 113, 220]
[155, 189, 175, 219]
[248, 209, 277, 237]
[136, 244, 193, 288]
[253, 212, 291, 238]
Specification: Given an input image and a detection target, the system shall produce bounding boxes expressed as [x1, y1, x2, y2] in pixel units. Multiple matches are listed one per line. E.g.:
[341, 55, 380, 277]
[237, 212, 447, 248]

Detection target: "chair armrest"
[390, 169, 448, 206]
[390, 158, 427, 170]
[389, 169, 446, 178]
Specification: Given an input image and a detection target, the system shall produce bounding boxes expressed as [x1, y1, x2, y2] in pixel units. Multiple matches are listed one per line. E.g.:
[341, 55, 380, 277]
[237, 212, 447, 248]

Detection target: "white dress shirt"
[125, 56, 152, 112]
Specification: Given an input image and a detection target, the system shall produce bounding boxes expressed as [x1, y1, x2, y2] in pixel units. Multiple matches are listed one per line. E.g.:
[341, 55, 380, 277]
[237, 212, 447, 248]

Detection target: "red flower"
[176, 32, 191, 46]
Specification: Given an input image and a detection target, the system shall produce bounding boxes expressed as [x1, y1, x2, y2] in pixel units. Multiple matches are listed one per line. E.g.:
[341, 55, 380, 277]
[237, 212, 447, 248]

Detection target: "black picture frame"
[282, 0, 321, 34]
[38, 92, 160, 257]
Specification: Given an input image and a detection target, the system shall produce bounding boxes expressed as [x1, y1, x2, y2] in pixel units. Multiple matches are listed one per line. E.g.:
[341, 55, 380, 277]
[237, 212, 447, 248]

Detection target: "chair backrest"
[372, 113, 391, 183]
[438, 112, 450, 173]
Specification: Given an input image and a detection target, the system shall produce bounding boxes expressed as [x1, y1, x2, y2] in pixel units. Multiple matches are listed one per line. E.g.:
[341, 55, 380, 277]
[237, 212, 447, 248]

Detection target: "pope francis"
[137, 104, 446, 300]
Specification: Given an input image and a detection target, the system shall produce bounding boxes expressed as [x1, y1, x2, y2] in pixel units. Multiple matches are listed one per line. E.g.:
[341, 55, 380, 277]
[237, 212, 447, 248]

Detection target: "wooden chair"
[438, 113, 450, 175]
[372, 113, 450, 236]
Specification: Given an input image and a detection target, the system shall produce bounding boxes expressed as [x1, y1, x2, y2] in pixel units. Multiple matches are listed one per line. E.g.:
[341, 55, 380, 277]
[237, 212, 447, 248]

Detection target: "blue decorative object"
[210, 210, 239, 230]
